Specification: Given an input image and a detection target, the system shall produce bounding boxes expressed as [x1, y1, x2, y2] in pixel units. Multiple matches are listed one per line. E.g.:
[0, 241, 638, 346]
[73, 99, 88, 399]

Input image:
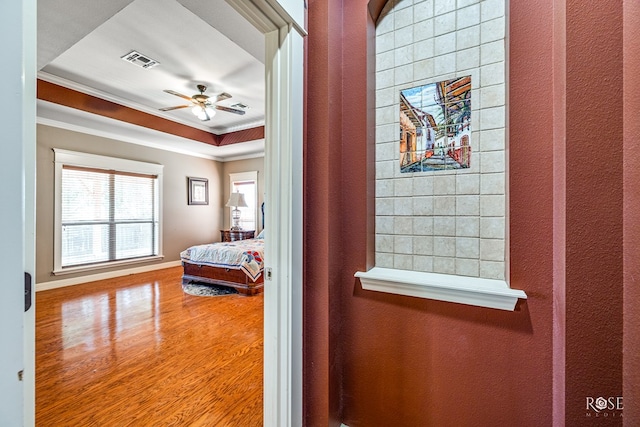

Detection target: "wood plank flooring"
[36, 267, 263, 426]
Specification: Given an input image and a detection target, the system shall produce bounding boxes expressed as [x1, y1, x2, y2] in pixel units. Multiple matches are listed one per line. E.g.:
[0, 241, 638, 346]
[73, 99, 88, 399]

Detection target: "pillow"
[257, 229, 265, 239]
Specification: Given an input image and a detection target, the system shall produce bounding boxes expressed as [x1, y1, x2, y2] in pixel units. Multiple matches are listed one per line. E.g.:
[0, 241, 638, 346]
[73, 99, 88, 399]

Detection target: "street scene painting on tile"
[400, 76, 471, 172]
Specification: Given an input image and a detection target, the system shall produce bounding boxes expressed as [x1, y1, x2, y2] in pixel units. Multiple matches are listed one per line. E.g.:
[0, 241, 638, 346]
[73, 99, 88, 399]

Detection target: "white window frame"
[229, 171, 259, 232]
[53, 149, 164, 275]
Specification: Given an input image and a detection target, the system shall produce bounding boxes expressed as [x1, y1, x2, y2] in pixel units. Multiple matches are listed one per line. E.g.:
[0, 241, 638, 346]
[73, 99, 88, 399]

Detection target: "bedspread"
[180, 238, 264, 281]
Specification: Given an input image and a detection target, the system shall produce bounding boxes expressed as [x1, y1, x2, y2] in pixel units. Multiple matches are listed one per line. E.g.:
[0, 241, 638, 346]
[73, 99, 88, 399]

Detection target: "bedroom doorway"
[3, 1, 304, 426]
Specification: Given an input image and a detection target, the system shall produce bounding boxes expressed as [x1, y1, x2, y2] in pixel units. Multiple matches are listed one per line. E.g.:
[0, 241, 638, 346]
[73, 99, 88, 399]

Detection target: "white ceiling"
[37, 0, 266, 160]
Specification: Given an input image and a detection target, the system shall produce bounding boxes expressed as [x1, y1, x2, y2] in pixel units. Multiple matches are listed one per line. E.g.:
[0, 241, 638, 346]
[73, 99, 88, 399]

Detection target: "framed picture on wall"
[187, 177, 208, 205]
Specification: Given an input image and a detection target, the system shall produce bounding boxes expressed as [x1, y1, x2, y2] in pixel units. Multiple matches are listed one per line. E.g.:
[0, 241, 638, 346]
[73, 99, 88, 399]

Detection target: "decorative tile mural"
[400, 77, 471, 172]
[375, 0, 507, 281]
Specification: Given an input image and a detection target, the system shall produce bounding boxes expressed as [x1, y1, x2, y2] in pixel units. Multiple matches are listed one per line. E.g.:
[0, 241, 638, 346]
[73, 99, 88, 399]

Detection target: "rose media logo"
[586, 396, 623, 418]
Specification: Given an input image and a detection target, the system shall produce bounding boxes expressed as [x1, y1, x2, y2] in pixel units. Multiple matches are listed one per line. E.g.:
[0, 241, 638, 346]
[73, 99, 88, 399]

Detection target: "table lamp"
[225, 191, 248, 230]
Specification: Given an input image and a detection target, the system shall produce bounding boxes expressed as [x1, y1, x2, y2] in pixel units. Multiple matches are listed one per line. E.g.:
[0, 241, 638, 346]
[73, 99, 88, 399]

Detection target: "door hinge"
[265, 268, 273, 281]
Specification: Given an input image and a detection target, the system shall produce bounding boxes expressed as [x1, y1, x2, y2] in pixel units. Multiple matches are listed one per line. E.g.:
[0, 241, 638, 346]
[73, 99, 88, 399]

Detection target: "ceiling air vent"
[230, 102, 249, 110]
[121, 50, 160, 69]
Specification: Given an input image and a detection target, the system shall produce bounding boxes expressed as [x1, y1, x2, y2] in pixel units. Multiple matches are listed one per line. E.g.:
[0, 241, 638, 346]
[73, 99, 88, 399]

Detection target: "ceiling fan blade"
[159, 104, 190, 111]
[216, 92, 232, 102]
[215, 105, 246, 115]
[163, 89, 194, 102]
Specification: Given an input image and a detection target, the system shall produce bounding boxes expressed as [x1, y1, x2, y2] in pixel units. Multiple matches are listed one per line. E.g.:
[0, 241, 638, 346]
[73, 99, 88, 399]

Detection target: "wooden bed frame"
[182, 262, 264, 296]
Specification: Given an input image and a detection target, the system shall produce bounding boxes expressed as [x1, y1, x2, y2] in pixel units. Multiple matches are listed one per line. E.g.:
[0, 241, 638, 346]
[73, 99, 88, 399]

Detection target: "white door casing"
[0, 0, 37, 425]
[226, 1, 305, 426]
[262, 25, 304, 427]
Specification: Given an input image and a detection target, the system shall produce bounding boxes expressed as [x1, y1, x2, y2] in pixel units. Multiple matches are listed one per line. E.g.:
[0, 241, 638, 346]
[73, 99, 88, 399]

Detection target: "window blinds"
[61, 165, 158, 268]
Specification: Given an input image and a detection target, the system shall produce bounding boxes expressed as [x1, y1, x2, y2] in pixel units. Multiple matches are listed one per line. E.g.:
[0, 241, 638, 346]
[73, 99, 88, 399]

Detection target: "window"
[54, 149, 163, 274]
[229, 171, 258, 231]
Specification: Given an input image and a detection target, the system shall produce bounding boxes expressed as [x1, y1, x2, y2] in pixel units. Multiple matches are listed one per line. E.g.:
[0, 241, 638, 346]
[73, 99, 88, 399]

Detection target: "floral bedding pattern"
[180, 238, 264, 282]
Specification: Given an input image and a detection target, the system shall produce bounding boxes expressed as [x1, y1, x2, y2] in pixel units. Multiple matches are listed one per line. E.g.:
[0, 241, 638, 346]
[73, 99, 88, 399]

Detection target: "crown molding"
[37, 71, 265, 134]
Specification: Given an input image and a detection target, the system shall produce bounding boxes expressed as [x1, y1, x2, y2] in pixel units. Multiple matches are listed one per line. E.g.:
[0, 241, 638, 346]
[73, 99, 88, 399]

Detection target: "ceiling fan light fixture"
[192, 105, 216, 120]
[162, 85, 243, 119]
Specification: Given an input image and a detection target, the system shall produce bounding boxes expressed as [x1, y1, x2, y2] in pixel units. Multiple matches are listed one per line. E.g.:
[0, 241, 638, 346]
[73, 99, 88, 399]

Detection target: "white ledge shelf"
[354, 267, 527, 311]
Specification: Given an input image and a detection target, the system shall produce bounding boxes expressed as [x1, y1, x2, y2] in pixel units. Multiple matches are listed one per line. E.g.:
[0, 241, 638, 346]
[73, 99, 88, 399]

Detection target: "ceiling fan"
[159, 84, 246, 121]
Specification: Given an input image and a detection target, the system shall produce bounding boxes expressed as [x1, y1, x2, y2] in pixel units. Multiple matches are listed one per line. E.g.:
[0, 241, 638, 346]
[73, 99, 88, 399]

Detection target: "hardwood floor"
[36, 267, 264, 426]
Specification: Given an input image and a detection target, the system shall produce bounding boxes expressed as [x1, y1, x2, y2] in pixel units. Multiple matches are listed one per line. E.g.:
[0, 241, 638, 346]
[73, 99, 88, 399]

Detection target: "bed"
[180, 237, 265, 296]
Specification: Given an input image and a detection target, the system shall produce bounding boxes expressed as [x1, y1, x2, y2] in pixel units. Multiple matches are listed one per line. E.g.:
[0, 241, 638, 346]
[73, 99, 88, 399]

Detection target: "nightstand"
[220, 229, 255, 242]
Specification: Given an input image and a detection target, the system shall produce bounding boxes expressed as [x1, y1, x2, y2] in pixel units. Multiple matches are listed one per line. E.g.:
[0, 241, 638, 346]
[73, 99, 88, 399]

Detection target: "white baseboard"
[35, 260, 182, 292]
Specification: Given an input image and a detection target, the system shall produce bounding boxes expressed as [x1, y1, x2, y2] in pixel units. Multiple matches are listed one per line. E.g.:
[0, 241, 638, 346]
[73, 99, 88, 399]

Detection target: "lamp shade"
[225, 192, 248, 208]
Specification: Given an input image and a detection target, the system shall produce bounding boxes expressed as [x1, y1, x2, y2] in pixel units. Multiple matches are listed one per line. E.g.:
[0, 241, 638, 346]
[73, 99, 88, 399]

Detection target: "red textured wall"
[304, 0, 632, 425]
[563, 2, 624, 424]
[623, 0, 640, 424]
[304, 0, 348, 424]
[551, 0, 567, 421]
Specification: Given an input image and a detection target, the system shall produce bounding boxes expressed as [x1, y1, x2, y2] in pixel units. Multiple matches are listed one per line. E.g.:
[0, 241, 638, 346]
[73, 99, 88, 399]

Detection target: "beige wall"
[36, 124, 224, 284]
[221, 156, 265, 232]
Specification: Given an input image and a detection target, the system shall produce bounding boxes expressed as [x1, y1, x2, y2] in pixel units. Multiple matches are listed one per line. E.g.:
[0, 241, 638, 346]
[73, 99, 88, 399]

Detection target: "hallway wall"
[304, 0, 637, 425]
